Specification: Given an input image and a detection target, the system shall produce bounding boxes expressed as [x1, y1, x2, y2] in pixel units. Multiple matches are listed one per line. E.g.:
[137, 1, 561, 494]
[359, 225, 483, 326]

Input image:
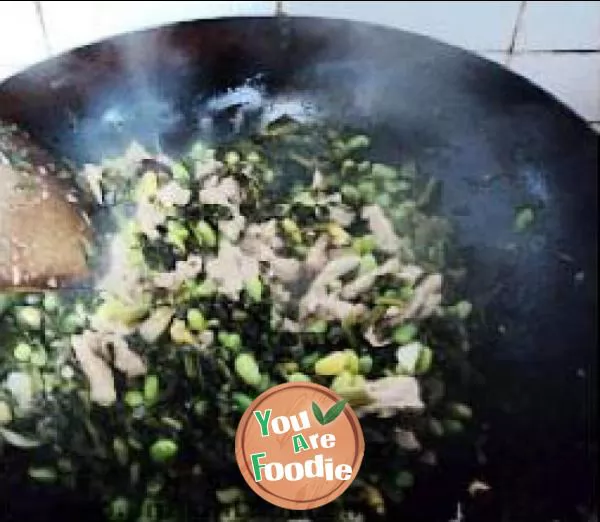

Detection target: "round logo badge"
[235, 382, 365, 510]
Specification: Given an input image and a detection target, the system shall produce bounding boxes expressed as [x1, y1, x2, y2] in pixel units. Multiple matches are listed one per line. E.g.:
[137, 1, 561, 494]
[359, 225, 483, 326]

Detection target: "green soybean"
[195, 220, 217, 248]
[125, 390, 144, 408]
[341, 159, 355, 174]
[315, 352, 349, 376]
[358, 355, 373, 375]
[30, 349, 47, 367]
[149, 439, 178, 463]
[113, 437, 129, 466]
[147, 476, 165, 496]
[225, 150, 240, 167]
[448, 402, 473, 420]
[514, 206, 535, 232]
[193, 399, 208, 417]
[345, 135, 370, 151]
[246, 151, 261, 164]
[234, 354, 261, 387]
[395, 471, 414, 489]
[371, 163, 397, 180]
[415, 347, 433, 375]
[187, 309, 207, 332]
[232, 392, 253, 412]
[166, 221, 189, 252]
[245, 277, 263, 302]
[195, 279, 217, 298]
[306, 319, 328, 334]
[28, 467, 57, 483]
[393, 323, 418, 344]
[43, 293, 60, 313]
[219, 332, 242, 351]
[171, 163, 189, 182]
[359, 254, 378, 274]
[0, 401, 12, 425]
[352, 235, 376, 255]
[16, 307, 42, 330]
[287, 372, 311, 383]
[450, 300, 472, 319]
[144, 375, 159, 405]
[108, 497, 130, 521]
[281, 218, 302, 244]
[139, 498, 159, 522]
[216, 487, 243, 504]
[13, 342, 32, 362]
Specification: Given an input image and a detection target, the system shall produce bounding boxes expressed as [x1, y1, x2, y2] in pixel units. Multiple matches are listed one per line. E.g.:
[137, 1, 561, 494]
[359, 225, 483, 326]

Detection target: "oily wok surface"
[0, 16, 597, 522]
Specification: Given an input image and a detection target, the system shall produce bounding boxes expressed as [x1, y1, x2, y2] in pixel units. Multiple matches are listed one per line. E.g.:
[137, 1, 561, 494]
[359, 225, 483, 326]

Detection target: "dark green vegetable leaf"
[322, 399, 348, 425]
[312, 402, 325, 424]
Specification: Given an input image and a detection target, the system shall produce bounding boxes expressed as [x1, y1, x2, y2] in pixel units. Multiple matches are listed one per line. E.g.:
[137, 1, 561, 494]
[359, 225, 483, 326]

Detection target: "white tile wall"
[510, 52, 600, 121]
[515, 1, 600, 51]
[283, 1, 523, 51]
[0, 1, 599, 126]
[40, 1, 276, 55]
[0, 1, 48, 67]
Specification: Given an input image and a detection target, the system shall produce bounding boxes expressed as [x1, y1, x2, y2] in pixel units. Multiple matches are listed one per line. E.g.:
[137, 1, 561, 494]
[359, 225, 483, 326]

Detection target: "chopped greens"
[0, 119, 474, 521]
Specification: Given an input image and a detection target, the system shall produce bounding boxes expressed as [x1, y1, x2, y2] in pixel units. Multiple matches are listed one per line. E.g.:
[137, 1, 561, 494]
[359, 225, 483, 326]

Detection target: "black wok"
[0, 16, 597, 522]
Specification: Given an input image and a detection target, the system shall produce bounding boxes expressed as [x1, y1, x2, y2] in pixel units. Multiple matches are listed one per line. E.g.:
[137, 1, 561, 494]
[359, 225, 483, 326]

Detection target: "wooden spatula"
[0, 164, 91, 290]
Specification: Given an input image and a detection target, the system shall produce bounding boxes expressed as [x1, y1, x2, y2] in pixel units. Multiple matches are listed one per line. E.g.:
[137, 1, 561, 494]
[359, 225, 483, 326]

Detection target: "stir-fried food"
[0, 120, 473, 521]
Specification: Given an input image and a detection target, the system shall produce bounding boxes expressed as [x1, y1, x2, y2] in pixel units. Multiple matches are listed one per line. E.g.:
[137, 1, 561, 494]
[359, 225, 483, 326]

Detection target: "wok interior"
[0, 17, 596, 521]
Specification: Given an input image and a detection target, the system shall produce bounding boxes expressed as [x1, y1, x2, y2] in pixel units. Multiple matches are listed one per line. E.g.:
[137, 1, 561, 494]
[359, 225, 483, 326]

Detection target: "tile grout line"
[33, 1, 52, 56]
[511, 49, 600, 55]
[506, 0, 527, 67]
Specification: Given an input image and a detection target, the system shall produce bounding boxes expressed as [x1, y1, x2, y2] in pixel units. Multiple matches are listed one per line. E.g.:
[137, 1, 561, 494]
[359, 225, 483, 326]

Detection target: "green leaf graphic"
[323, 399, 348, 425]
[312, 402, 325, 424]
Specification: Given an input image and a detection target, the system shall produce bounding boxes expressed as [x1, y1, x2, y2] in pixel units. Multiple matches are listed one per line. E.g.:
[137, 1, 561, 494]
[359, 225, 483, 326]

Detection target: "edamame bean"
[15, 307, 42, 330]
[245, 277, 263, 302]
[113, 437, 129, 466]
[225, 151, 240, 167]
[287, 373, 311, 383]
[395, 471, 414, 489]
[187, 309, 207, 332]
[13, 342, 32, 362]
[219, 332, 242, 351]
[232, 392, 253, 412]
[171, 163, 189, 182]
[170, 319, 196, 345]
[0, 401, 12, 425]
[108, 497, 130, 521]
[149, 439, 178, 463]
[234, 354, 261, 387]
[144, 375, 159, 406]
[306, 319, 328, 334]
[393, 323, 418, 344]
[448, 402, 472, 420]
[195, 221, 217, 248]
[358, 355, 373, 375]
[125, 391, 144, 408]
[315, 352, 348, 376]
[415, 347, 433, 375]
[28, 467, 57, 483]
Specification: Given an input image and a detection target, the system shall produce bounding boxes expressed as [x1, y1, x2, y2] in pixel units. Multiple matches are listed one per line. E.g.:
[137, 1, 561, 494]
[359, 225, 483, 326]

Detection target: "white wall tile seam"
[507, 0, 528, 55]
[33, 1, 52, 55]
